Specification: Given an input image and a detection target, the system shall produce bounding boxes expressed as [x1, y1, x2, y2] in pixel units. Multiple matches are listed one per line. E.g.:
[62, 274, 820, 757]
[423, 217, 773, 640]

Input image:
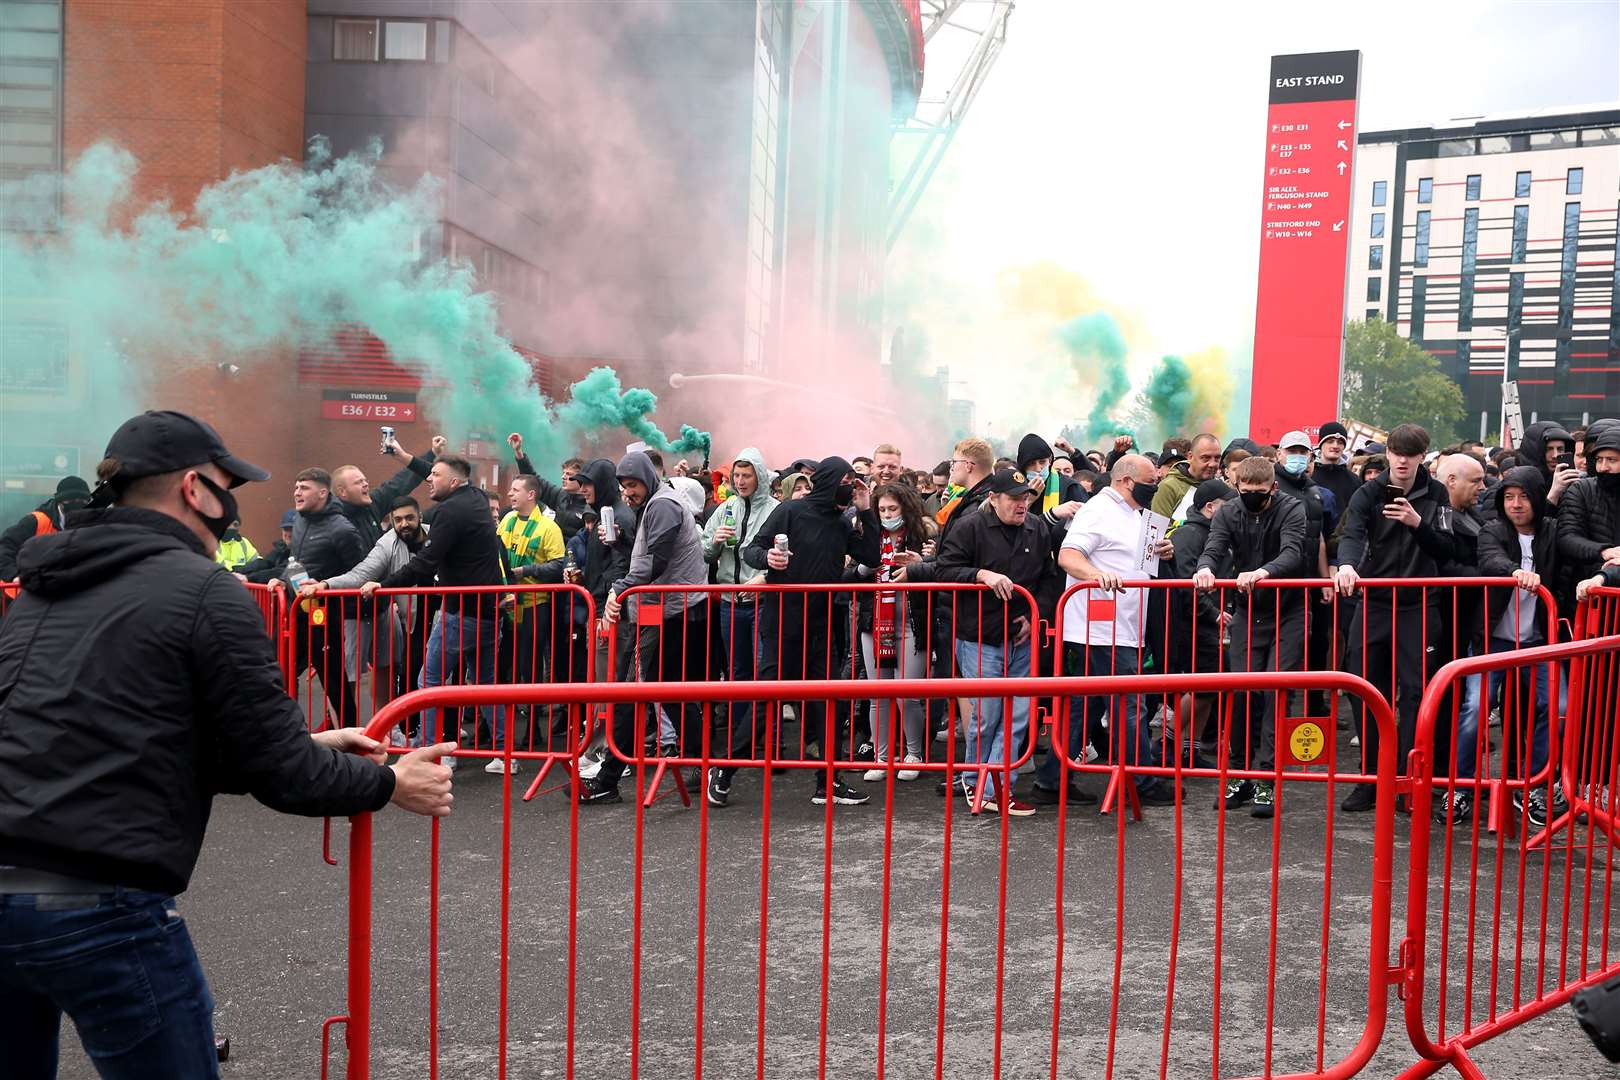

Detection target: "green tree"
[1340, 317, 1467, 443]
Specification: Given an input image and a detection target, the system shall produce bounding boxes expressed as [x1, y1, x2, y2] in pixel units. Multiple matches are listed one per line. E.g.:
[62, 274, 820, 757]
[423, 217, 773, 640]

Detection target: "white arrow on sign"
[1332, 220, 1344, 232]
[1336, 161, 1347, 175]
[1336, 139, 1349, 151]
[1337, 119, 1352, 130]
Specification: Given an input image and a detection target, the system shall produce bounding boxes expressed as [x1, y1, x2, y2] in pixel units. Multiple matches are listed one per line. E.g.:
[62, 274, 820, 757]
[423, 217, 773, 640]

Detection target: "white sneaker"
[1082, 742, 1099, 764]
[484, 759, 520, 775]
[862, 768, 885, 783]
[577, 755, 601, 780]
[898, 754, 922, 781]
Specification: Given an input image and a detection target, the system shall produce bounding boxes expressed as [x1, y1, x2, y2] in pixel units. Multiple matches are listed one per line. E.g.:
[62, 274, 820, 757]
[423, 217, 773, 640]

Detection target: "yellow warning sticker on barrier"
[1288, 720, 1325, 764]
[310, 605, 326, 626]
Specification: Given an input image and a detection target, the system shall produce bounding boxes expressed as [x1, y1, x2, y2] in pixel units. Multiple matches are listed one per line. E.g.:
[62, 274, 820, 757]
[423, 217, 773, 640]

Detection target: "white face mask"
[880, 515, 904, 532]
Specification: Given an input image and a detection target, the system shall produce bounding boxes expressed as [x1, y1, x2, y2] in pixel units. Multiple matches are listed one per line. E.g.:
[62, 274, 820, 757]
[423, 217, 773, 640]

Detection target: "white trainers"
[484, 759, 520, 775]
[862, 768, 885, 783]
[898, 754, 922, 781]
[577, 755, 601, 780]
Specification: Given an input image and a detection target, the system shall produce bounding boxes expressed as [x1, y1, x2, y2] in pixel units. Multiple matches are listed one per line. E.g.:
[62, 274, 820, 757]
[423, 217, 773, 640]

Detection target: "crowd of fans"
[5, 416, 1618, 826]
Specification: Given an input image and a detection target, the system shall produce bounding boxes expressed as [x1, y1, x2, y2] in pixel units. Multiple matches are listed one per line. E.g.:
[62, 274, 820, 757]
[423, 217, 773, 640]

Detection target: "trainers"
[1136, 780, 1176, 806]
[856, 741, 876, 762]
[862, 768, 885, 783]
[1220, 779, 1255, 810]
[1250, 780, 1275, 819]
[484, 758, 520, 775]
[812, 780, 869, 806]
[898, 754, 922, 782]
[1433, 789, 1472, 825]
[989, 795, 1036, 817]
[1030, 782, 1096, 806]
[1340, 783, 1376, 813]
[707, 769, 731, 808]
[577, 755, 601, 781]
[579, 778, 621, 804]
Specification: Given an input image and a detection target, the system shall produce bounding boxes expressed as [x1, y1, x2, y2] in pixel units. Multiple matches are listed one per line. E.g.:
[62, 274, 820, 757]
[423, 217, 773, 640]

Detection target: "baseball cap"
[1159, 446, 1188, 468]
[1279, 430, 1313, 452]
[987, 468, 1037, 496]
[100, 410, 269, 490]
[1192, 479, 1236, 512]
[280, 509, 298, 529]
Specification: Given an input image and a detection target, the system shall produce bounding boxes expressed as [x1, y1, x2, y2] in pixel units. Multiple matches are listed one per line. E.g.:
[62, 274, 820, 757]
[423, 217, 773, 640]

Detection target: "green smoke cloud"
[558, 366, 711, 459]
[1141, 354, 1196, 440]
[0, 139, 705, 475]
[1056, 311, 1131, 440]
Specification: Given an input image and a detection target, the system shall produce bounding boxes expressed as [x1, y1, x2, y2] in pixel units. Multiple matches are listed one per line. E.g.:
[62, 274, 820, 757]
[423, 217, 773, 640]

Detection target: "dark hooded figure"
[720, 457, 880, 808]
[1557, 420, 1620, 610]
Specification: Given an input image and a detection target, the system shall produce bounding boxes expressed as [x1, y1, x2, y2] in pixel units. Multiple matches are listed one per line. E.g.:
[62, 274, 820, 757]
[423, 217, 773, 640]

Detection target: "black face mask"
[1240, 490, 1270, 513]
[194, 473, 238, 542]
[835, 482, 856, 507]
[1130, 481, 1158, 508]
[1597, 471, 1620, 493]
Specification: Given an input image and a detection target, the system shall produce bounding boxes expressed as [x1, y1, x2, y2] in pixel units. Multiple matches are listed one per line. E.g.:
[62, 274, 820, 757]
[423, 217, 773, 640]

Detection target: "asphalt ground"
[52, 702, 1616, 1079]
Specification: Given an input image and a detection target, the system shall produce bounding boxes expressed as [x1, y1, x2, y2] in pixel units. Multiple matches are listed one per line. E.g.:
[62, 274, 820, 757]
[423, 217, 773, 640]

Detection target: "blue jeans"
[954, 637, 1032, 792]
[1047, 645, 1159, 789]
[1455, 635, 1551, 781]
[0, 890, 217, 1079]
[419, 612, 500, 745]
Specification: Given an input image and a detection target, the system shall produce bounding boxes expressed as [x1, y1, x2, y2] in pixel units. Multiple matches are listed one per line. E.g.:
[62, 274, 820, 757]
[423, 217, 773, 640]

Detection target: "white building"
[1348, 105, 1619, 436]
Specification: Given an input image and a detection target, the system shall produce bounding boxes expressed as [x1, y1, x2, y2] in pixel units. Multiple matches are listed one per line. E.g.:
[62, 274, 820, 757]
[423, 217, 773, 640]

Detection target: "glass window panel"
[0, 61, 55, 88]
[1515, 171, 1531, 198]
[1478, 135, 1512, 154]
[0, 142, 53, 165]
[1367, 277, 1381, 302]
[1511, 205, 1529, 262]
[0, 118, 53, 143]
[384, 21, 427, 61]
[0, 4, 61, 32]
[1417, 177, 1433, 204]
[333, 19, 378, 61]
[1581, 126, 1619, 146]
[0, 86, 52, 109]
[1567, 167, 1583, 195]
[0, 29, 59, 57]
[1369, 245, 1383, 270]
[1437, 138, 1474, 157]
[1414, 210, 1431, 267]
[1372, 180, 1387, 207]
[1370, 212, 1385, 238]
[1465, 174, 1480, 200]
[1529, 130, 1575, 148]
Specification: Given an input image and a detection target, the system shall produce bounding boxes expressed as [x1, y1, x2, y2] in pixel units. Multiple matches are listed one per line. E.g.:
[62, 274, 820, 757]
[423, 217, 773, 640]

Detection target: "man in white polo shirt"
[1050, 454, 1177, 805]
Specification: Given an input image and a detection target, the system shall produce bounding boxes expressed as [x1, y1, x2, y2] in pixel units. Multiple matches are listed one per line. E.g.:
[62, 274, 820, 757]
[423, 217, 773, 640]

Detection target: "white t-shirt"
[1061, 487, 1152, 647]
[1493, 532, 1540, 642]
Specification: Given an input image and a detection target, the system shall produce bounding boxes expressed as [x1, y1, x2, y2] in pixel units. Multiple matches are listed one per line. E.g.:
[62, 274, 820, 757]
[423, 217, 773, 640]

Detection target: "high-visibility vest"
[2, 512, 56, 597]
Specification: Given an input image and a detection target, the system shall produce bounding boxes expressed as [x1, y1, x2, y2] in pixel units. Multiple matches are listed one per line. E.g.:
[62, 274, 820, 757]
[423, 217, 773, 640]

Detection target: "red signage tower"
[1249, 50, 1361, 445]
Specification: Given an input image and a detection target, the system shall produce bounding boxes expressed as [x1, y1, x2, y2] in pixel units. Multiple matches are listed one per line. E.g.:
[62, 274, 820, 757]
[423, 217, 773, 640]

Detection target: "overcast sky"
[889, 0, 1620, 431]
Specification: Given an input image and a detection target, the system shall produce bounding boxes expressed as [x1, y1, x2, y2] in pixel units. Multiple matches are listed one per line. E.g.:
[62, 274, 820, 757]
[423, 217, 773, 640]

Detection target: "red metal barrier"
[241, 581, 291, 694]
[1402, 627, 1620, 1079]
[325, 664, 1398, 1080]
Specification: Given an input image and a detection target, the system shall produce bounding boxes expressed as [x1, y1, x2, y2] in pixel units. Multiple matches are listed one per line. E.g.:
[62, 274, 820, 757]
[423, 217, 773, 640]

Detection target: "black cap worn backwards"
[100, 410, 270, 491]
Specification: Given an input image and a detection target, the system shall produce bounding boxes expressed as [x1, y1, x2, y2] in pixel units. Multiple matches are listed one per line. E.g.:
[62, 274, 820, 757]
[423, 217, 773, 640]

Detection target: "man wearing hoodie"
[1016, 433, 1085, 529]
[1312, 422, 1359, 514]
[0, 411, 452, 1076]
[1518, 420, 1580, 508]
[1194, 456, 1310, 818]
[1447, 465, 1563, 826]
[723, 457, 879, 807]
[579, 452, 710, 803]
[1150, 433, 1221, 523]
[0, 476, 92, 582]
[1557, 421, 1620, 609]
[701, 449, 777, 803]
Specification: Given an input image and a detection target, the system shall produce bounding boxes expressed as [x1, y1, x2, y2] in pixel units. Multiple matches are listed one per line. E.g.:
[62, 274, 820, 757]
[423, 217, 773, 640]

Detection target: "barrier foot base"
[642, 760, 694, 809]
[1485, 779, 1518, 840]
[1098, 768, 1143, 821]
[521, 755, 578, 802]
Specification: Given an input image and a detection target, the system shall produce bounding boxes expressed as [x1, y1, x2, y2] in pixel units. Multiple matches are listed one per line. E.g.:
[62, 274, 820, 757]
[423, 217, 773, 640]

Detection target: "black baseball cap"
[1193, 479, 1236, 511]
[987, 468, 1037, 496]
[100, 410, 269, 489]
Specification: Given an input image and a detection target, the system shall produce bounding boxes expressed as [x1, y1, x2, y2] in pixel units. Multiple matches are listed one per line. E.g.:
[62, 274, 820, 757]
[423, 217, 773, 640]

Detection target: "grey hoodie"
[610, 451, 709, 618]
[700, 447, 778, 602]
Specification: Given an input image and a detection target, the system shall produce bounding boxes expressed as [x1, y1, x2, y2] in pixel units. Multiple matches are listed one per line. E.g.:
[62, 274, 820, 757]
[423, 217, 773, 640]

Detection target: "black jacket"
[744, 457, 879, 631]
[381, 483, 506, 617]
[933, 502, 1058, 643]
[339, 456, 431, 551]
[240, 539, 290, 584]
[0, 498, 73, 581]
[0, 508, 395, 895]
[1336, 467, 1448, 602]
[1478, 466, 1559, 643]
[288, 498, 366, 584]
[1199, 493, 1310, 615]
[564, 457, 637, 607]
[1557, 475, 1620, 582]
[1312, 461, 1359, 524]
[1166, 513, 1227, 648]
[1519, 420, 1566, 493]
[1274, 464, 1326, 567]
[515, 453, 588, 539]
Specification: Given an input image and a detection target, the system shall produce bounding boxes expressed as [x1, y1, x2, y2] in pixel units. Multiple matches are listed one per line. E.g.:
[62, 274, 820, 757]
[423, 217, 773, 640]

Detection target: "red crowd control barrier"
[1403, 627, 1620, 1079]
[323, 663, 1400, 1080]
[241, 581, 291, 693]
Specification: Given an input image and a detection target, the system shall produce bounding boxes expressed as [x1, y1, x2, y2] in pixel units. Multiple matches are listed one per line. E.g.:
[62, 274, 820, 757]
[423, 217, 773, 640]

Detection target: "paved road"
[53, 737, 1613, 1079]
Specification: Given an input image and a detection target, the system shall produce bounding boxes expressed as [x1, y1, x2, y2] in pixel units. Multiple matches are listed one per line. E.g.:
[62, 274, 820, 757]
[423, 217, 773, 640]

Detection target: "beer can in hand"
[601, 505, 618, 543]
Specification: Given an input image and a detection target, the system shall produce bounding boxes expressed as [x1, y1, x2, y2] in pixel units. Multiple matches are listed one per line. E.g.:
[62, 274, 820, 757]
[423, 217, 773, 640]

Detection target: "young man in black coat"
[1195, 456, 1309, 817]
[281, 467, 366, 726]
[729, 456, 880, 807]
[1161, 478, 1234, 771]
[0, 411, 452, 1077]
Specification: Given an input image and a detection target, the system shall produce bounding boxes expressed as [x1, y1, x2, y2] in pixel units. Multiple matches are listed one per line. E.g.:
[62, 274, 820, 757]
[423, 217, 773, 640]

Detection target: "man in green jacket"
[1151, 433, 1222, 523]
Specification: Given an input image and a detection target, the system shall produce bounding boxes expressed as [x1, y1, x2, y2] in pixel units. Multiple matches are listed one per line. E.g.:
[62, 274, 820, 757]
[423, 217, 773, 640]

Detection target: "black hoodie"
[1336, 465, 1448, 604]
[1478, 465, 1559, 642]
[744, 456, 879, 631]
[576, 457, 638, 607]
[1519, 420, 1572, 492]
[0, 507, 395, 895]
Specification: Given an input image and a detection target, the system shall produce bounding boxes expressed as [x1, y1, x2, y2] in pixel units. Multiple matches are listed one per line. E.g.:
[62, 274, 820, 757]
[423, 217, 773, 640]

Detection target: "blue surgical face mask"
[1026, 467, 1047, 487]
[1283, 454, 1309, 476]
[880, 515, 904, 532]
